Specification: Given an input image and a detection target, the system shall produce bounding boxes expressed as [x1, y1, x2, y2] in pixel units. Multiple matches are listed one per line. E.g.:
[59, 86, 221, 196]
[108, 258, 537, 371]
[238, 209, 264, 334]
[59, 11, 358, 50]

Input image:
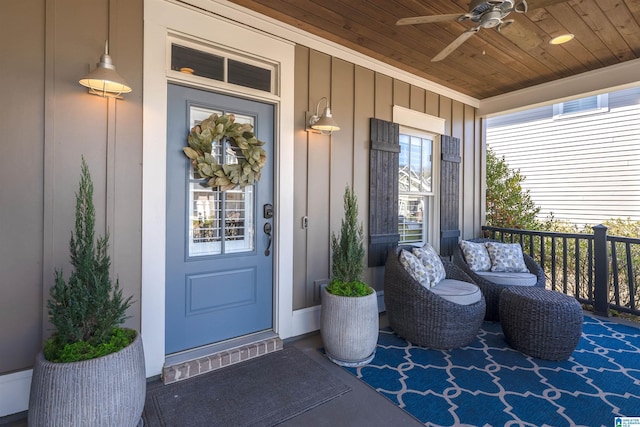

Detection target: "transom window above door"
[169, 39, 276, 95]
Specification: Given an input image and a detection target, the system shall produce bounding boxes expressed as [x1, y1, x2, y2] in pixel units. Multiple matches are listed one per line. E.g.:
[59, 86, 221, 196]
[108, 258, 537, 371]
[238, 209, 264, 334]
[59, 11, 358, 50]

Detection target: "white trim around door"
[142, 0, 295, 377]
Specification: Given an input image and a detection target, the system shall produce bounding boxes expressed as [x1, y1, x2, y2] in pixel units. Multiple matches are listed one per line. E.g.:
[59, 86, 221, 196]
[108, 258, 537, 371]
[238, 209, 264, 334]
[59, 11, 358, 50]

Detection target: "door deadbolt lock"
[263, 203, 273, 219]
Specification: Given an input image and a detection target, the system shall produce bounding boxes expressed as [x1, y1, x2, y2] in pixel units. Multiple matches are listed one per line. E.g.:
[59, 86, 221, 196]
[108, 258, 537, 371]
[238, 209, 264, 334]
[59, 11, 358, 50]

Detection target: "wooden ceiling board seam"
[545, 2, 619, 67]
[254, 0, 464, 92]
[572, 0, 636, 62]
[521, 9, 592, 73]
[254, 0, 461, 92]
[599, 0, 640, 58]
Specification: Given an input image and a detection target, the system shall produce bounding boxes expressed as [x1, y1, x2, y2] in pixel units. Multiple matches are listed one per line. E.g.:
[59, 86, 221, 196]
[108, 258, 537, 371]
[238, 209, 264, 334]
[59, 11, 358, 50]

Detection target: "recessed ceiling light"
[549, 34, 575, 45]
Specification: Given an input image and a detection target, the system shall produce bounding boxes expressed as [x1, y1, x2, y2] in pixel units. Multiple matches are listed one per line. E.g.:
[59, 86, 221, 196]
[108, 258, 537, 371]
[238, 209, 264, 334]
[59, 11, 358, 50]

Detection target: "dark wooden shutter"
[368, 118, 400, 267]
[440, 135, 461, 257]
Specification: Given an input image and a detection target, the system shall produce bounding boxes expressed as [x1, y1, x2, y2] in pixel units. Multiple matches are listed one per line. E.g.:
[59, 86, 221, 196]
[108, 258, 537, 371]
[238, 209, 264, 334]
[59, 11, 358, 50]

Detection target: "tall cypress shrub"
[46, 158, 133, 362]
[327, 185, 372, 296]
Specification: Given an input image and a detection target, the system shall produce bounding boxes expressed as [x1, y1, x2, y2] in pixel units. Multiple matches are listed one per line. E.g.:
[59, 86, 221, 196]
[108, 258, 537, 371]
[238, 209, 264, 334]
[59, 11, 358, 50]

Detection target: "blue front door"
[165, 84, 274, 354]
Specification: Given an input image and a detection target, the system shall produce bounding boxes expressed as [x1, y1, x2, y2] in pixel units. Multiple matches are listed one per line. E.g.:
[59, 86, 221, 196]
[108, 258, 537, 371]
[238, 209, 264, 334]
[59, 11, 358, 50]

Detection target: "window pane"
[224, 187, 254, 253]
[399, 135, 410, 192]
[562, 96, 598, 114]
[171, 44, 224, 81]
[228, 59, 272, 92]
[189, 186, 222, 256]
[410, 136, 422, 192]
[421, 139, 432, 192]
[398, 194, 424, 244]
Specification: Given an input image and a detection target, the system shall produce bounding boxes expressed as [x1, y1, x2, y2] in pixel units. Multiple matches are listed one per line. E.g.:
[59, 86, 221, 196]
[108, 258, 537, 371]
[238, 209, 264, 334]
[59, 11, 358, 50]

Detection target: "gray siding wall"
[0, 0, 143, 374]
[486, 87, 640, 226]
[292, 46, 482, 309]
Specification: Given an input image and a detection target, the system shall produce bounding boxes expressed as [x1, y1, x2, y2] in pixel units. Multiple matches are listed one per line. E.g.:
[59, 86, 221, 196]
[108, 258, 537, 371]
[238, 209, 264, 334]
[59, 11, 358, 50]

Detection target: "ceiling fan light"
[549, 34, 575, 45]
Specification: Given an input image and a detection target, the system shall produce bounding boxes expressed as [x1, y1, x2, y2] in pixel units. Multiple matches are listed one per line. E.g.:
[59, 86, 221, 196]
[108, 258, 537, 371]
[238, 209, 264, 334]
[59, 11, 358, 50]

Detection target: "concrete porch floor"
[0, 314, 422, 427]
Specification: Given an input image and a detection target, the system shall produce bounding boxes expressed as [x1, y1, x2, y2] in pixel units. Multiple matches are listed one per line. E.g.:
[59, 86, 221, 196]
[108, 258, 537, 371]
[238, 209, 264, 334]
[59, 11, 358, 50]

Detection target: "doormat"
[142, 346, 351, 427]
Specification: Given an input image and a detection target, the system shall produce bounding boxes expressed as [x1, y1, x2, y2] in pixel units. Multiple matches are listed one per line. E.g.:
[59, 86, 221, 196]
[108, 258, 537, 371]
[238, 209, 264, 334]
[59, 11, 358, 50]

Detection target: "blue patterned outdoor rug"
[346, 316, 640, 427]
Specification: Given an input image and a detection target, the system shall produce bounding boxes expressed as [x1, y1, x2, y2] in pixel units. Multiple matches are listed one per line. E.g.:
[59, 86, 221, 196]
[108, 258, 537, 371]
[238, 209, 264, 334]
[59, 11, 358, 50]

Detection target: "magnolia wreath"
[183, 113, 267, 191]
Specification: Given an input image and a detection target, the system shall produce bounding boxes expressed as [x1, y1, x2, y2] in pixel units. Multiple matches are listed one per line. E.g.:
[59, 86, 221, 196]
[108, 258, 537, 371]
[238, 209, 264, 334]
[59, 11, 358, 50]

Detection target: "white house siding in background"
[486, 87, 640, 227]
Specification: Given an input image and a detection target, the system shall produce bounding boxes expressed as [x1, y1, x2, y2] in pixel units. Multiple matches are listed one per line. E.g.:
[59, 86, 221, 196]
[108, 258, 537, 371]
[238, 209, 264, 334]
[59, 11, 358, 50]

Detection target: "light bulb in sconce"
[307, 97, 340, 135]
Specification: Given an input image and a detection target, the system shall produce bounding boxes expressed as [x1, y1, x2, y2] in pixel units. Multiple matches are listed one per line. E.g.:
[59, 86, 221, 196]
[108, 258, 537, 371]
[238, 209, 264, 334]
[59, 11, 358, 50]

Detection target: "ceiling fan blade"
[526, 0, 570, 9]
[396, 14, 464, 26]
[431, 28, 479, 62]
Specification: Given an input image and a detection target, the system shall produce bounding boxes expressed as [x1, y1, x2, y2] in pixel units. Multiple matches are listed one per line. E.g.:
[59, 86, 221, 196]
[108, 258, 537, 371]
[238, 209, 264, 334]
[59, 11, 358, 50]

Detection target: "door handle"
[263, 222, 272, 256]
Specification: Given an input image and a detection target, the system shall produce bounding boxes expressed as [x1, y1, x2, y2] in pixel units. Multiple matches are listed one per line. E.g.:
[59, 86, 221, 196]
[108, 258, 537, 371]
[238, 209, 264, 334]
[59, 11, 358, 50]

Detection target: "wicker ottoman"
[499, 287, 583, 360]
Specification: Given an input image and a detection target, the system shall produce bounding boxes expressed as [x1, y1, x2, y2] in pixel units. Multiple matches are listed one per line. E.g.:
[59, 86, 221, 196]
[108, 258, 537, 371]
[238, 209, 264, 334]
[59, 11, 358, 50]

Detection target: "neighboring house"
[0, 0, 637, 419]
[486, 87, 640, 227]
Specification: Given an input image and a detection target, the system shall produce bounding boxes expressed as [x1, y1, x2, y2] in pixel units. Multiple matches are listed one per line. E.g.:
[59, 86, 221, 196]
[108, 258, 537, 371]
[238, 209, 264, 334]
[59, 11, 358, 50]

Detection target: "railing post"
[593, 224, 609, 317]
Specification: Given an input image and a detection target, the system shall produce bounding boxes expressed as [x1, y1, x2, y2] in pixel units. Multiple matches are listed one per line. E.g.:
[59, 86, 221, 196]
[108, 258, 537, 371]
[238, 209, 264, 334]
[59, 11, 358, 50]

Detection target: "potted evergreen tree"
[28, 158, 146, 427]
[320, 185, 379, 366]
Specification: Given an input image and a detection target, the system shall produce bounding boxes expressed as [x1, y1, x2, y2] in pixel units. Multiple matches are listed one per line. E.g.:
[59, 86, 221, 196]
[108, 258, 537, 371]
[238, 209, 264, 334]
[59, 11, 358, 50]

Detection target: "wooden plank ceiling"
[228, 0, 640, 99]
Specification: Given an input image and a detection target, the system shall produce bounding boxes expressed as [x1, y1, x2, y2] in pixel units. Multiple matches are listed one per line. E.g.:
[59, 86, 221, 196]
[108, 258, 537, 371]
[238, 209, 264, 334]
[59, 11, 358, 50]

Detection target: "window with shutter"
[368, 118, 400, 267]
[369, 113, 455, 263]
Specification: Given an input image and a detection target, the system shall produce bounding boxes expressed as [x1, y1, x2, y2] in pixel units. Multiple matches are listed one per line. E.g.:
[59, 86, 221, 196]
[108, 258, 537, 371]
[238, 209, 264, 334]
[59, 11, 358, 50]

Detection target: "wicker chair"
[384, 246, 486, 349]
[452, 238, 546, 321]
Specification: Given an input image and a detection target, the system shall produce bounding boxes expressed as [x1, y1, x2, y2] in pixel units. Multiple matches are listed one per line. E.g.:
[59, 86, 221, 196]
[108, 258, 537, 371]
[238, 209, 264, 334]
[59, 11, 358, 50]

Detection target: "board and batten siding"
[0, 0, 143, 376]
[292, 46, 482, 309]
[486, 87, 640, 226]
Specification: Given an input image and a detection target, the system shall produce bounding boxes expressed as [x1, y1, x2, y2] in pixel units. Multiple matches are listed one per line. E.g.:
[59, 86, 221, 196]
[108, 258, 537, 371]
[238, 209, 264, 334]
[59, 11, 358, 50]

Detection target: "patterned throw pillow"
[412, 244, 446, 287]
[399, 249, 434, 289]
[484, 242, 529, 273]
[459, 240, 492, 272]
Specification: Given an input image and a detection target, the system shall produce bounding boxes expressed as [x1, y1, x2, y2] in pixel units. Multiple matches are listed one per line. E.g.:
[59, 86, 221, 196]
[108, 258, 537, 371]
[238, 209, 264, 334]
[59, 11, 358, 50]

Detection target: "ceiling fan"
[396, 0, 564, 62]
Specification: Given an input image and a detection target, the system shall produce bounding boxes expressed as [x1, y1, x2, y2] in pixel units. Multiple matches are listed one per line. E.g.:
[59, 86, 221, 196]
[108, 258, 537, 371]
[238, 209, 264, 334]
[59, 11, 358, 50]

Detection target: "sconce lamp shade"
[307, 97, 340, 135]
[79, 41, 132, 98]
[311, 106, 341, 134]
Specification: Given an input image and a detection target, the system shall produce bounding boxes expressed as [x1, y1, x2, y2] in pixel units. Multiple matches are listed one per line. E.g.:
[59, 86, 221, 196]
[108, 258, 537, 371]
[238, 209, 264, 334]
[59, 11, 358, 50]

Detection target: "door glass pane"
[224, 187, 254, 253]
[187, 106, 256, 257]
[189, 185, 222, 256]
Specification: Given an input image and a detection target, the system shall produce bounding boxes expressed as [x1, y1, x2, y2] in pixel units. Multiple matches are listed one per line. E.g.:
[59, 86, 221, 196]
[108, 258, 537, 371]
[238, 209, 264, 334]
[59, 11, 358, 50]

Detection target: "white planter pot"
[320, 288, 379, 367]
[28, 330, 146, 427]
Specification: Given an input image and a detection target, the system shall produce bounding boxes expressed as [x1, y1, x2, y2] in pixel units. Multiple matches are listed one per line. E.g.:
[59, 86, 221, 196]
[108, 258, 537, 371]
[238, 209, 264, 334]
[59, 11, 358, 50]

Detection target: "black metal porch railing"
[482, 225, 640, 318]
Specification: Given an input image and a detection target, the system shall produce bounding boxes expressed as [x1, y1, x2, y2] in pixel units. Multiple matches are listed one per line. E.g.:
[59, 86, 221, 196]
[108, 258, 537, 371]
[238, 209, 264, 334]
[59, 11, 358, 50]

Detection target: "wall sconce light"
[306, 97, 340, 135]
[79, 41, 132, 98]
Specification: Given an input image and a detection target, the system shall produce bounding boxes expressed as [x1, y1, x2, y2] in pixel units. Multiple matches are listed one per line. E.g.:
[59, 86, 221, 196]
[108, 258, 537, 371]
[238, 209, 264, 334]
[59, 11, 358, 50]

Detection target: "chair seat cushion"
[430, 279, 482, 306]
[476, 271, 537, 286]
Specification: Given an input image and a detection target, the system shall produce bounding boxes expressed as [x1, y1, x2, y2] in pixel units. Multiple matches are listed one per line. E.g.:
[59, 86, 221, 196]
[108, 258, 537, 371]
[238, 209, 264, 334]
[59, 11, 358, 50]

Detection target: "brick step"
[162, 332, 283, 384]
